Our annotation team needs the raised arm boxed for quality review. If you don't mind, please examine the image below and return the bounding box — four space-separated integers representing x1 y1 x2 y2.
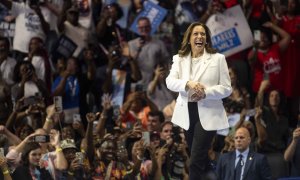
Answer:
84 112 96 163
262 22 291 53
284 127 300 161
50 129 68 170
254 107 268 147
121 41 142 82
52 70 70 96
31 5 50 34
148 65 163 95
0 125 21 146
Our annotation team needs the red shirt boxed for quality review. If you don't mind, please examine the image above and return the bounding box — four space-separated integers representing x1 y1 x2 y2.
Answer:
252 44 283 92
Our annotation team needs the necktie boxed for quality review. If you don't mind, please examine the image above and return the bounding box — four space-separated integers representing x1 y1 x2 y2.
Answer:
235 154 244 180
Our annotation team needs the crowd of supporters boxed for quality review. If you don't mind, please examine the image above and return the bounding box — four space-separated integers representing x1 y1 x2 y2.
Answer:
0 0 300 179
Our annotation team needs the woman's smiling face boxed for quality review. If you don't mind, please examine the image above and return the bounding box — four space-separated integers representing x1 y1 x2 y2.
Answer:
28 148 42 166
189 25 207 57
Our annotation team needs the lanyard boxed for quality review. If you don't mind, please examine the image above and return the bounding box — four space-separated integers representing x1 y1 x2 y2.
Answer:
67 76 78 97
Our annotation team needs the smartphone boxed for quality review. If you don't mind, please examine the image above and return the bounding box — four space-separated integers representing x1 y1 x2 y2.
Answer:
254 30 261 41
93 121 98 134
32 135 50 143
135 84 146 92
142 131 150 145
73 114 81 124
112 105 120 120
75 152 84 164
0 148 4 157
139 35 146 45
24 96 37 107
126 122 133 130
53 96 63 113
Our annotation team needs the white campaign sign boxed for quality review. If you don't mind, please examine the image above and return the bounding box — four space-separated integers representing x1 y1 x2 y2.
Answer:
206 5 253 57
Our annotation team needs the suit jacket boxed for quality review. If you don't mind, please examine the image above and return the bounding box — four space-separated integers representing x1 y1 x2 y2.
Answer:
216 151 272 180
166 50 232 130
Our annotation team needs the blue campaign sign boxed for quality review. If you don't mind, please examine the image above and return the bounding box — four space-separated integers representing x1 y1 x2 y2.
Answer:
211 28 241 53
130 1 167 35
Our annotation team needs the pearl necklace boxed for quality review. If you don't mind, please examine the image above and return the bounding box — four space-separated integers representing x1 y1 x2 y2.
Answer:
191 57 201 64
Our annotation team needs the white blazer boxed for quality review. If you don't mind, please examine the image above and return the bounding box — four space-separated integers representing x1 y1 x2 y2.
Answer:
166 50 232 131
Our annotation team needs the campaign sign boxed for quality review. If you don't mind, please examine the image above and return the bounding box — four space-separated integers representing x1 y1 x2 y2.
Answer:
0 21 15 37
211 28 241 53
130 1 167 35
206 5 253 57
52 35 77 59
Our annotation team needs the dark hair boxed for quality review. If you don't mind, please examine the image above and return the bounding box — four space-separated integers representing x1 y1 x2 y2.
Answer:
29 36 43 45
160 121 173 132
227 65 242 87
0 36 10 51
21 142 41 166
137 16 151 24
294 0 300 15
265 89 286 115
29 37 45 56
259 26 273 45
15 124 34 140
105 2 123 20
148 110 165 123
286 0 300 15
13 61 35 83
178 22 217 57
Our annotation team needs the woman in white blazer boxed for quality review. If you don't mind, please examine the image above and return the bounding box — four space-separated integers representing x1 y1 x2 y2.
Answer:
166 22 232 179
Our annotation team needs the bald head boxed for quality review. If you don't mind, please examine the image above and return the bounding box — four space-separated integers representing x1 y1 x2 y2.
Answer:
234 127 251 153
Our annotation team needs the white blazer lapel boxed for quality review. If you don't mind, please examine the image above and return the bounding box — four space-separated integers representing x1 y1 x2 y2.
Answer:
194 49 212 81
180 54 192 81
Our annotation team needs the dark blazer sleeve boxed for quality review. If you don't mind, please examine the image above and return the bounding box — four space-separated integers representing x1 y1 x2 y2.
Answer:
216 155 224 180
216 153 232 180
258 155 272 180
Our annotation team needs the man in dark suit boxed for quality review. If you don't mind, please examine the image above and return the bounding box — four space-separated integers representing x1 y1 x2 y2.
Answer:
216 127 272 180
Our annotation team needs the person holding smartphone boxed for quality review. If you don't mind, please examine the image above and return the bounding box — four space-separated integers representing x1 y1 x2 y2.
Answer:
11 142 53 180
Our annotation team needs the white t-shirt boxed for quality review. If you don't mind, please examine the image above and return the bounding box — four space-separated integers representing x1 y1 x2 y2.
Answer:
11 2 51 53
45 0 63 31
0 57 17 86
64 21 89 57
24 56 45 82
24 81 40 98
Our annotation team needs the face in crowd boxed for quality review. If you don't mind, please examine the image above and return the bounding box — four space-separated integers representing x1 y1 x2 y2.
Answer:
100 139 116 162
268 90 280 107
234 127 251 153
160 122 173 141
28 148 42 166
137 18 151 38
147 115 161 132
0 38 9 60
66 57 78 75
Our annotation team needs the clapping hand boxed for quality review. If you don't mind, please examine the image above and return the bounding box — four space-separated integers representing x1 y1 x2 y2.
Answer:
187 81 206 101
